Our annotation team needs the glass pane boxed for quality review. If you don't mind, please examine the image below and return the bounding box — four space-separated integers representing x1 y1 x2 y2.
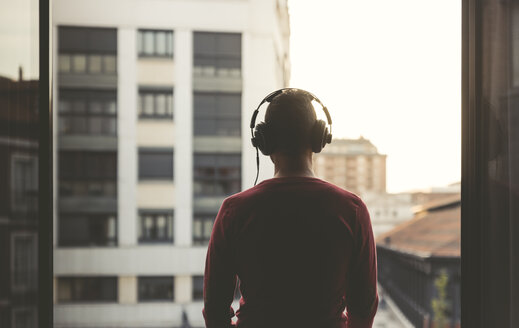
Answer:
203 219 214 238
90 101 103 114
193 220 202 238
72 54 87 73
59 99 71 113
166 32 173 56
138 277 174 301
155 93 166 115
59 117 71 134
108 216 116 239
157 215 166 238
137 30 143 54
106 100 116 114
166 93 173 116
89 117 103 134
143 93 154 115
144 31 154 55
73 99 86 113
168 215 173 239
89 55 102 73
59 54 71 72
138 149 173 179
156 32 166 55
103 55 116 73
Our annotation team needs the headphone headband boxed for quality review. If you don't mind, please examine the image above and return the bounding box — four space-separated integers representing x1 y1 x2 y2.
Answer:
249 88 333 133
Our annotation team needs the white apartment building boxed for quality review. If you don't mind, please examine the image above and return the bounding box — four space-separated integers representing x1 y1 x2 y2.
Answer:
52 1 290 327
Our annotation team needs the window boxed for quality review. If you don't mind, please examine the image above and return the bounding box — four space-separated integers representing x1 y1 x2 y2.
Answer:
192 275 240 301
194 154 241 197
194 32 241 74
57 277 117 303
58 27 117 74
138 277 174 301
193 92 241 136
12 307 37 328
192 275 204 301
138 88 173 119
58 151 117 197
58 89 117 135
11 233 38 291
59 214 117 246
193 214 216 245
138 148 174 180
10 154 38 212
137 30 173 57
138 210 174 243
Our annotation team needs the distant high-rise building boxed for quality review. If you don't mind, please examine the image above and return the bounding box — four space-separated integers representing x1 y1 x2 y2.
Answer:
313 137 387 195
52 1 290 327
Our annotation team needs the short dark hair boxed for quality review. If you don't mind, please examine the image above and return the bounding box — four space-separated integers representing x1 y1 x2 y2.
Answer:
264 89 317 155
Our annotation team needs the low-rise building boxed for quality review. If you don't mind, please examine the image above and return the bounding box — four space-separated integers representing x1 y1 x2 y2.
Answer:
376 195 461 328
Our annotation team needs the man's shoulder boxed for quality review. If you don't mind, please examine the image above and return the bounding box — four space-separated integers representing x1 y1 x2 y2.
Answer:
224 177 365 209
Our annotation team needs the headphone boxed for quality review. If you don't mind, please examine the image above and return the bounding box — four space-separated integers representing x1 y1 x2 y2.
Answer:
250 88 333 185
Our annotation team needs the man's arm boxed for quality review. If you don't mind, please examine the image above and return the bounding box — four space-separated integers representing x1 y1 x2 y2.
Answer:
203 198 237 328
346 201 379 328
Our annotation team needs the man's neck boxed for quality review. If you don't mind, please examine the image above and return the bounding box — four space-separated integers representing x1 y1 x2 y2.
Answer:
271 150 315 178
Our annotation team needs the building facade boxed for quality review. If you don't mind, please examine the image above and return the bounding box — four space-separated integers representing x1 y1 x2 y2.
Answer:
313 137 387 196
52 1 290 327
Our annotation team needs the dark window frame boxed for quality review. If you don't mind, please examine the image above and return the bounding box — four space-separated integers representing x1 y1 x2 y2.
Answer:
58 88 117 136
192 275 204 301
58 150 117 198
193 91 242 137
193 153 241 197
138 148 174 180
138 209 174 244
138 87 174 119
193 31 241 70
137 276 174 302
56 277 118 303
137 29 174 58
11 232 38 292
58 213 118 247
58 26 117 74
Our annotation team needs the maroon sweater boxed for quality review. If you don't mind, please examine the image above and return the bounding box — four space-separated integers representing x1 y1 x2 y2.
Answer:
203 176 378 328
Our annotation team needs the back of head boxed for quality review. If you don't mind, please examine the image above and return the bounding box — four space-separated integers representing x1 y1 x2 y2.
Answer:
264 89 317 155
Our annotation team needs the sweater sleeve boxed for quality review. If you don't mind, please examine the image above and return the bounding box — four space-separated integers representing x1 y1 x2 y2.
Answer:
203 198 237 328
345 200 379 328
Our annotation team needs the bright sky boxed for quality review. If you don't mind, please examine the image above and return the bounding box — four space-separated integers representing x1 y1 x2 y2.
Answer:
0 0 39 80
288 0 461 193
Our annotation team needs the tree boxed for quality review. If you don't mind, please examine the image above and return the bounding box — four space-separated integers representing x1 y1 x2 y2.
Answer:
431 269 450 328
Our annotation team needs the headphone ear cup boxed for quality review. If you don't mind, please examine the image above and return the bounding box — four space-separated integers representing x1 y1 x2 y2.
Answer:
311 120 327 153
253 122 275 155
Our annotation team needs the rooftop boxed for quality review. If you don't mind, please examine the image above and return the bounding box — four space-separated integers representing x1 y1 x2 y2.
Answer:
376 195 460 258
321 136 384 155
